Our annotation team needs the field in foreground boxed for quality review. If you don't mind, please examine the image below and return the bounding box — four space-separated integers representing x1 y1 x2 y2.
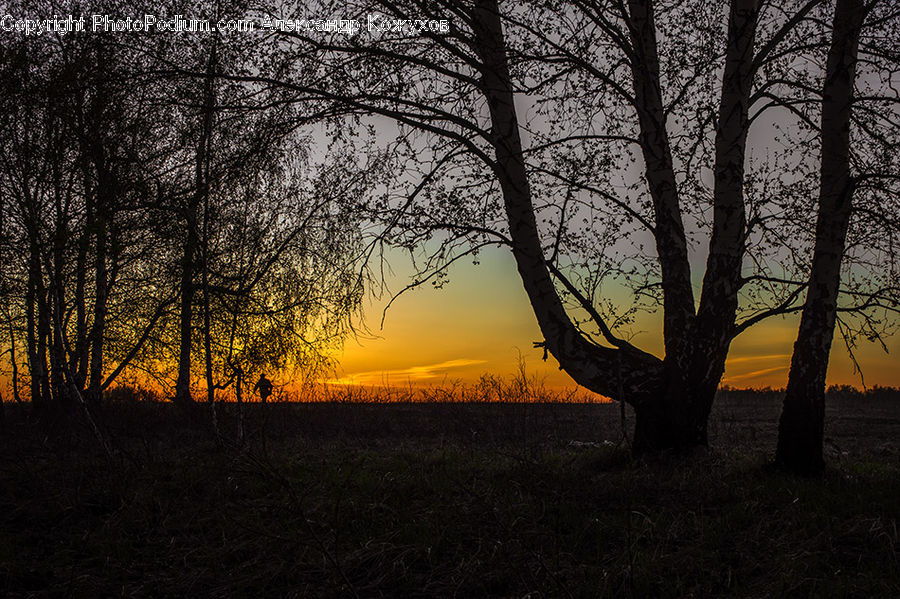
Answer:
1 393 898 598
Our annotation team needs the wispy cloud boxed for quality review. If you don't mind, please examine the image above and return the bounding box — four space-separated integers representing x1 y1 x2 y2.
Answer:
722 353 791 385
722 366 788 383
326 358 487 386
725 354 790 365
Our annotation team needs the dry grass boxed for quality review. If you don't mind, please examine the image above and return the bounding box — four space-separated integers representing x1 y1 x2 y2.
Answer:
0 391 898 597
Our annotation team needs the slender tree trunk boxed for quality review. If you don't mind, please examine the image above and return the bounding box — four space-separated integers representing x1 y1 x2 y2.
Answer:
0 213 19 408
200 49 218 436
25 252 44 410
175 45 218 409
49 276 74 407
235 367 244 443
776 0 864 475
226 307 244 442
7 311 22 404
74 173 92 389
200 46 217 410
174 216 198 405
50 185 71 406
696 0 759 353
202 239 215 409
22 192 48 410
73 257 88 389
48 293 68 405
87 207 108 403
625 0 696 361
36 264 52 406
26 234 52 409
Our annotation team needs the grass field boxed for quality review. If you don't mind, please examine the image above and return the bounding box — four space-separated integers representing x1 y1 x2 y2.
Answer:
1 391 898 597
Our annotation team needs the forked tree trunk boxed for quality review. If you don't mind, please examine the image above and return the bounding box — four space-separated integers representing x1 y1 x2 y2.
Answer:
776 0 864 475
471 0 758 454
629 0 759 453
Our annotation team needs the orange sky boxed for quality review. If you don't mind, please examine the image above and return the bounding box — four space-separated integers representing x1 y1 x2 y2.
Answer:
330 248 900 392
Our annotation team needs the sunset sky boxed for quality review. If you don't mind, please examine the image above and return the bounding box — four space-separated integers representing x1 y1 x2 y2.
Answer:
330 246 900 392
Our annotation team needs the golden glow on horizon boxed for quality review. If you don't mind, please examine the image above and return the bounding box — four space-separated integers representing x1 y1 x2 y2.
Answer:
331 249 900 391
8 250 892 399
326 358 488 386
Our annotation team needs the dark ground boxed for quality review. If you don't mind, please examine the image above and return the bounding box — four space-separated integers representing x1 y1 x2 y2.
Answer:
0 392 898 597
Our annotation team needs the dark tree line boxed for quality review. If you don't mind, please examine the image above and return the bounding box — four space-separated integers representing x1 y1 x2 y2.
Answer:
0 0 377 423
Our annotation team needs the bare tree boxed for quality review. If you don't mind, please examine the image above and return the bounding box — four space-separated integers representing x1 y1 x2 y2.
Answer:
156 34 378 410
237 0 796 452
234 0 899 453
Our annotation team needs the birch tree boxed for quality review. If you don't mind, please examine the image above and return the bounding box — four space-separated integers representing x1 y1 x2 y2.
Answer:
776 0 900 474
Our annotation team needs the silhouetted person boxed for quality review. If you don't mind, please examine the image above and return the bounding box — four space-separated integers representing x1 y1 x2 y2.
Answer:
254 374 273 404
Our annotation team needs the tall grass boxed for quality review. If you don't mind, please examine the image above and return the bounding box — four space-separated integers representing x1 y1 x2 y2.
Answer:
304 373 605 404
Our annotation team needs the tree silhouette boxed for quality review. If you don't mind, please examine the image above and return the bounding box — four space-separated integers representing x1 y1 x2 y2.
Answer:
777 0 899 475
0 0 376 415
0 0 896 457
241 0 899 454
